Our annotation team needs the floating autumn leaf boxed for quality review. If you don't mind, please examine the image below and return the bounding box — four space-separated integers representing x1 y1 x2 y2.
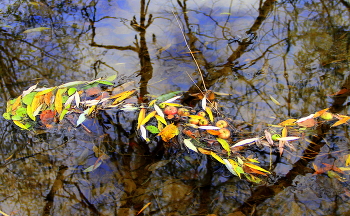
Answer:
296 114 316 127
278 119 297 126
183 139 198 153
156 91 182 102
140 111 157 127
243 165 268 176
111 89 137 105
11 96 22 114
198 147 212 155
154 103 164 118
264 130 274 145
13 120 31 130
157 123 179 142
217 138 231 156
223 159 238 176
43 91 53 106
55 88 67 114
228 159 245 178
146 125 160 134
313 108 330 118
231 138 259 148
137 108 146 129
205 107 214 122
201 95 207 110
207 129 221 135
22 83 37 97
85 87 101 97
40 110 56 126
155 115 167 125
158 102 182 108
331 116 350 127
244 162 271 174
210 152 225 164
163 95 182 103
140 125 148 141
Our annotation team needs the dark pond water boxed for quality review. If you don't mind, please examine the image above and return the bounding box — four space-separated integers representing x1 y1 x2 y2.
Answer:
1 0 350 215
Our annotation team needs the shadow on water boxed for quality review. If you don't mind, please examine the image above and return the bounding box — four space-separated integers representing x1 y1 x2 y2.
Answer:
1 0 350 215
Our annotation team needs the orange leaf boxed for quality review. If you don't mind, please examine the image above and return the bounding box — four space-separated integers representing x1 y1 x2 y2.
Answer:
44 91 53 106
11 96 22 114
331 116 350 127
243 166 267 176
328 88 349 96
40 110 56 126
198 148 212 155
137 202 151 215
157 123 179 142
297 118 316 127
207 129 221 135
111 89 136 105
313 108 330 118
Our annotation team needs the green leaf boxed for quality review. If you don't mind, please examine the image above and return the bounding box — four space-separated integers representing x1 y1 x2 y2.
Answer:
146 125 160 134
16 107 27 117
11 115 22 120
59 81 86 88
156 91 182 102
105 74 117 81
2 113 11 120
96 80 114 85
68 88 77 96
22 92 37 105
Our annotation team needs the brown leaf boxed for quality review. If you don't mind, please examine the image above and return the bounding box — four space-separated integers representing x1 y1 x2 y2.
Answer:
44 91 53 106
328 87 349 96
297 118 316 127
40 110 56 126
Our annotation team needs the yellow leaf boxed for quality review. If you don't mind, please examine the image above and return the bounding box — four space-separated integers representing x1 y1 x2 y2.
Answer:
155 115 167 126
140 111 157 126
210 152 225 164
278 119 297 126
13 120 30 130
148 99 157 107
188 115 205 120
137 108 146 129
26 104 35 121
205 107 214 122
111 89 136 105
313 108 330 118
346 154 350 166
159 102 182 107
88 105 97 115
282 127 287 137
36 87 56 96
244 162 271 174
331 117 350 127
157 123 179 142
31 95 42 112
216 138 231 156
198 148 212 155
55 88 67 114
228 159 244 178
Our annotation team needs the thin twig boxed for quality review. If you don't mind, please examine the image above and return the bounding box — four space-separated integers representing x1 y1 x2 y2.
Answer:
172 11 207 92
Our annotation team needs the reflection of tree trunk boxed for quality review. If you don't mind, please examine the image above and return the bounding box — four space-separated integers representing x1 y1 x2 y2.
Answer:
234 123 330 215
86 0 154 99
137 0 154 97
42 165 69 216
183 0 277 93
